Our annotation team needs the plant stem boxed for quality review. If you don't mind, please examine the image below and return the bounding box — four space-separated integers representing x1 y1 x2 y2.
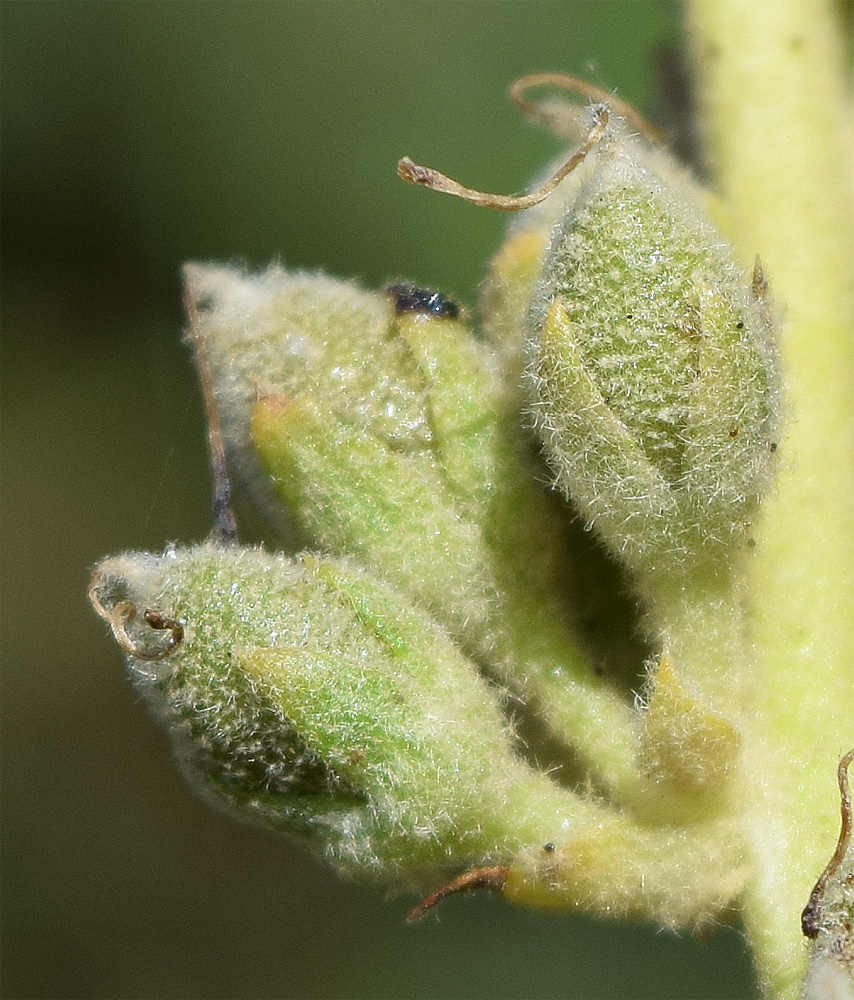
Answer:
685 1 854 996
644 563 748 711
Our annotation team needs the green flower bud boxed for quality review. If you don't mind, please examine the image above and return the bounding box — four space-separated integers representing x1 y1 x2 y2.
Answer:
525 114 781 575
184 264 498 652
89 542 581 882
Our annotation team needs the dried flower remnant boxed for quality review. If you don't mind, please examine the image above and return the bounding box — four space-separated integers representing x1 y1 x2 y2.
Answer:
801 749 854 1000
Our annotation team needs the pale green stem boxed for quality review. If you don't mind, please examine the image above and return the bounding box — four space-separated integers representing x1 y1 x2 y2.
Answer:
685 1 854 997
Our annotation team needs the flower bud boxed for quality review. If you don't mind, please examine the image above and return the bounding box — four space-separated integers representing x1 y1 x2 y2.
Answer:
89 542 578 881
184 264 499 654
524 115 781 575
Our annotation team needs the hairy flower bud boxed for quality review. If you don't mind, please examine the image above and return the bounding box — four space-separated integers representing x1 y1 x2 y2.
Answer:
524 113 781 575
89 542 578 881
183 264 499 653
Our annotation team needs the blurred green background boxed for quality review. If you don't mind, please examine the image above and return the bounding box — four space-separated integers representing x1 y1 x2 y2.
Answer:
1 3 758 997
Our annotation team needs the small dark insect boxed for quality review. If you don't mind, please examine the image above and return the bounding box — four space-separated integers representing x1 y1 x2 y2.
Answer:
386 282 460 319
543 842 555 853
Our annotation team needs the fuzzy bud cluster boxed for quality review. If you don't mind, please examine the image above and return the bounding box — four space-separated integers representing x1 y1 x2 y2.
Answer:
182 263 634 804
89 86 787 932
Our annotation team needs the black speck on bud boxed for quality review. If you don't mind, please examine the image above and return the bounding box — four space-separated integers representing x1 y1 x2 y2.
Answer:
386 282 460 319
